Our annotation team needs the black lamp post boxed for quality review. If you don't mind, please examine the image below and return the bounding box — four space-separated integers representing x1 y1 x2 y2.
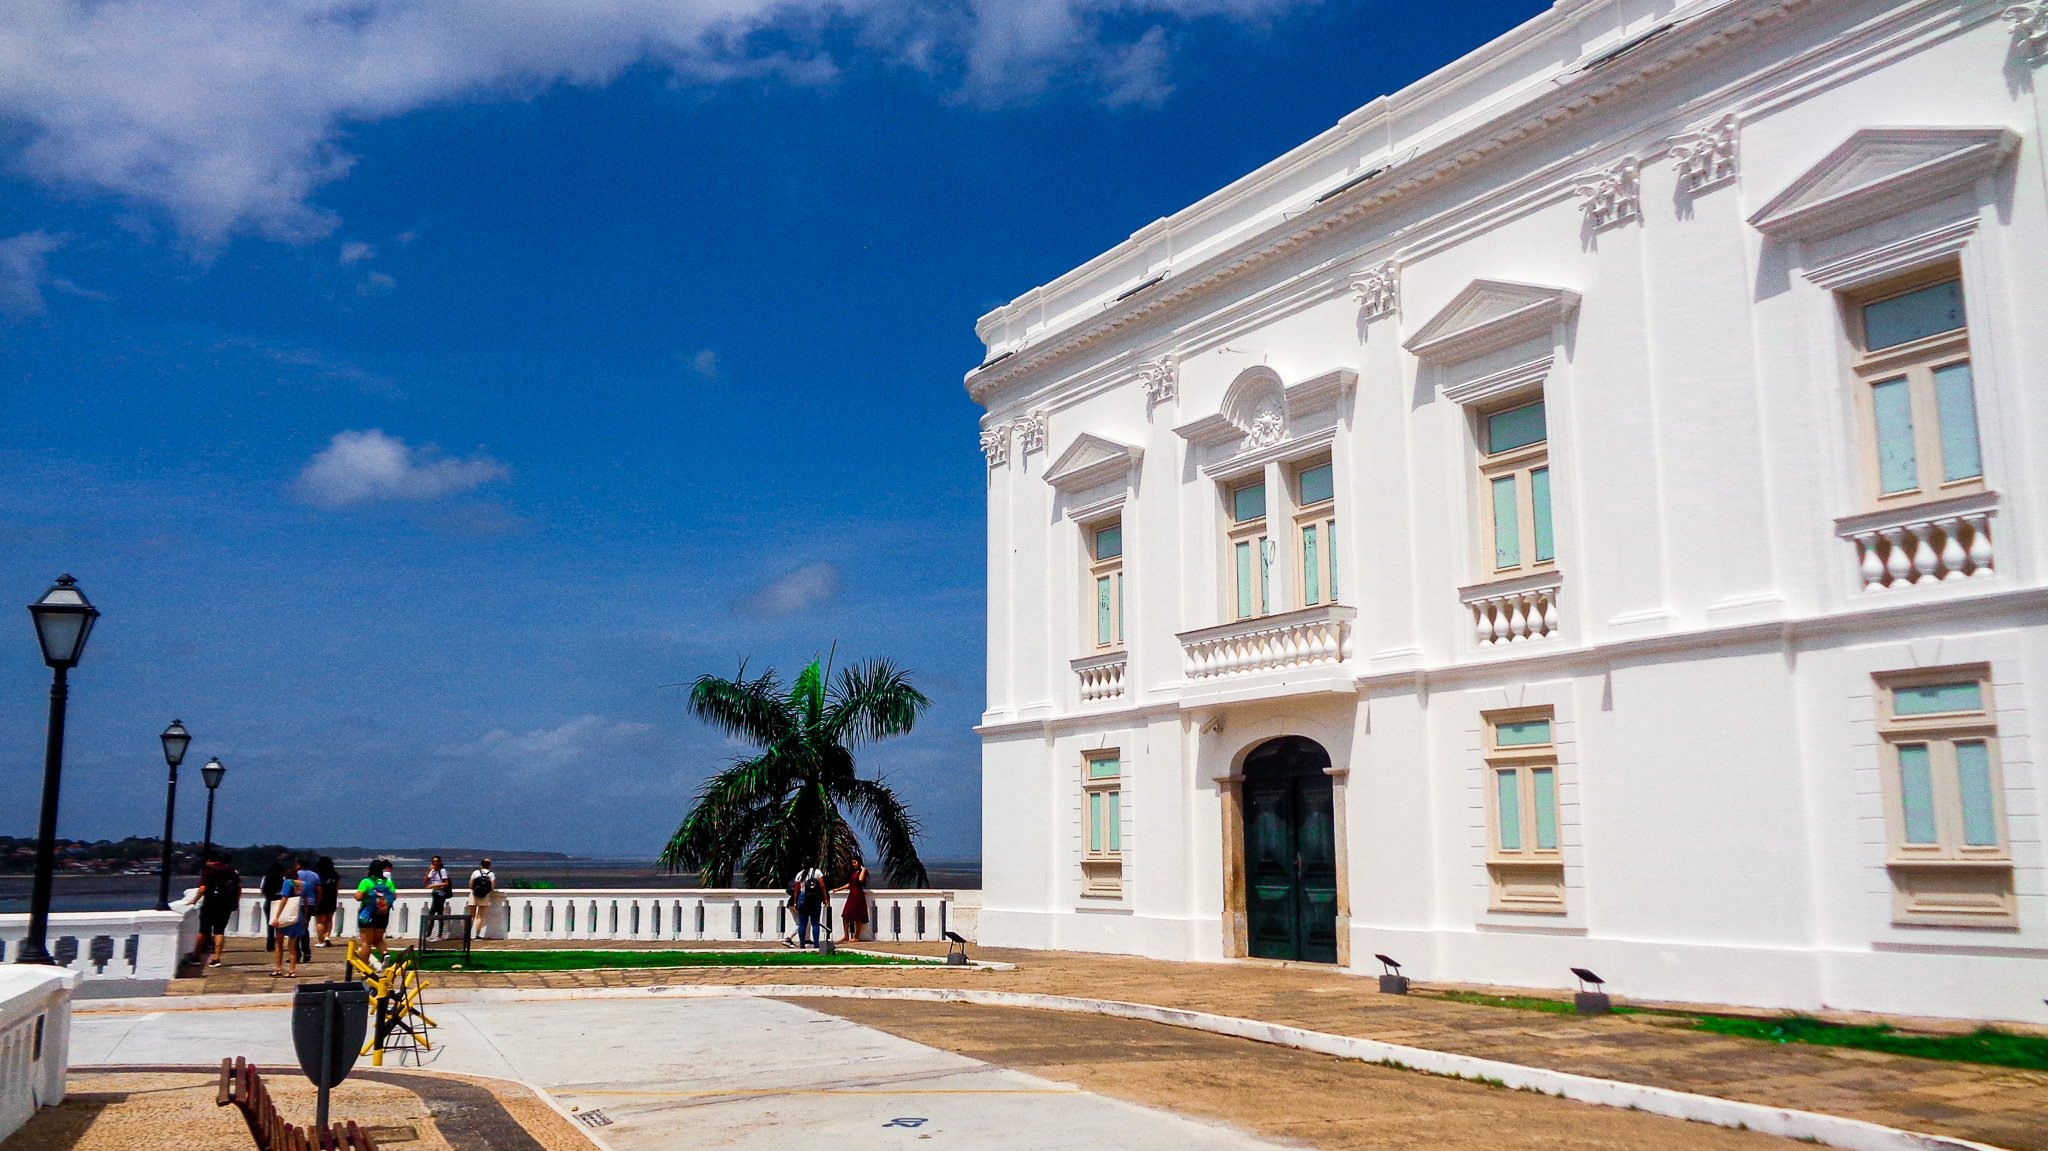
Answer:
198 757 226 874
19 575 99 965
156 719 190 911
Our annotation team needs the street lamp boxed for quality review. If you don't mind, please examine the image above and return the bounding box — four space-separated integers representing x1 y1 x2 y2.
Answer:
155 720 190 911
198 757 226 877
19 575 100 965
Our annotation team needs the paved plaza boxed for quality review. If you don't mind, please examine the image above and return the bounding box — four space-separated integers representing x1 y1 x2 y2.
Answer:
21 940 2036 1150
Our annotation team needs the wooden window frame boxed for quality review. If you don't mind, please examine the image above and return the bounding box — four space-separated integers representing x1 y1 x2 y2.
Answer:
1475 400 1555 582
1085 517 1125 654
1081 750 1124 897
1482 707 1565 914
1292 457 1339 608
1225 477 1272 621
1844 265 1984 511
1873 665 2013 926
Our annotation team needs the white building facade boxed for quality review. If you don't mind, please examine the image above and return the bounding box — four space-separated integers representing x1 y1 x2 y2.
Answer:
969 0 2048 1024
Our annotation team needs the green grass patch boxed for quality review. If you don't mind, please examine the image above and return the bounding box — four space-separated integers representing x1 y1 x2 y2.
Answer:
1429 990 1638 1016
1690 1015 2048 1071
416 948 929 973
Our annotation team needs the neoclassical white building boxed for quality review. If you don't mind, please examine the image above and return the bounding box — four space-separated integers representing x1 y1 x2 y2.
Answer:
968 0 2048 1023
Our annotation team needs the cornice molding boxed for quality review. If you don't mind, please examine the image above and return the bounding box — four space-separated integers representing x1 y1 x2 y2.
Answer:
963 0 1814 407
1405 280 1579 365
1441 355 1556 408
1749 126 2022 241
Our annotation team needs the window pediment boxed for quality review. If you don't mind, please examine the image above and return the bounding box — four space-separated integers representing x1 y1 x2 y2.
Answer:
1044 433 1143 492
1749 127 2020 242
1404 280 1579 364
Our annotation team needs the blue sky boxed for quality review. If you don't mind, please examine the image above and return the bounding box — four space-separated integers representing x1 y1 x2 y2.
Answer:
0 0 1547 861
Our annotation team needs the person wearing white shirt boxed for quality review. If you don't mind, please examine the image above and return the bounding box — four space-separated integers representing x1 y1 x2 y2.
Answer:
468 859 498 940
791 866 825 949
424 857 452 939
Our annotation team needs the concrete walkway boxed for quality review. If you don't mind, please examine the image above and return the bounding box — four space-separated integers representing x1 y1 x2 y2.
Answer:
172 941 2048 1151
70 996 1294 1150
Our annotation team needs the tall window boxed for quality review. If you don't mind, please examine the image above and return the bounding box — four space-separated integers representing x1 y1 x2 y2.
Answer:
1087 519 1124 651
1484 709 1564 912
1875 666 2011 925
1850 270 1983 506
1478 400 1555 577
1294 459 1339 607
1227 478 1272 620
1082 751 1123 896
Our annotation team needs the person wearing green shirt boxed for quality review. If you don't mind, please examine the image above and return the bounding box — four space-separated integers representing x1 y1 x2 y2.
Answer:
354 858 399 960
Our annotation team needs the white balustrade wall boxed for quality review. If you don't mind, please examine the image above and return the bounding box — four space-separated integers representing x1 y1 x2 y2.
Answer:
231 888 966 946
1179 606 1352 680
0 966 78 1144
1843 505 1997 591
0 897 201 984
1073 652 1128 702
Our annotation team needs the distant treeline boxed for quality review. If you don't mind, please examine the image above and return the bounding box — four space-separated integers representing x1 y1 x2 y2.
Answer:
0 835 572 875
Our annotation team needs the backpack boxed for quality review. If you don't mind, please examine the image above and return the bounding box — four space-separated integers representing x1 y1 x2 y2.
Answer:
470 871 494 898
357 879 393 925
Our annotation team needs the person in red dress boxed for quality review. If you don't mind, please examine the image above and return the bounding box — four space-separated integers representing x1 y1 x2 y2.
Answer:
835 862 871 944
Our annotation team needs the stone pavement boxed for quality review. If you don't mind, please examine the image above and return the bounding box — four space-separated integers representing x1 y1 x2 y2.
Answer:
68 996 1303 1149
175 939 2048 1150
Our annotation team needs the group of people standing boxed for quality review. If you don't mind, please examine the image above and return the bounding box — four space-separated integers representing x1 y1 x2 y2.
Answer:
784 861 870 949
189 852 501 975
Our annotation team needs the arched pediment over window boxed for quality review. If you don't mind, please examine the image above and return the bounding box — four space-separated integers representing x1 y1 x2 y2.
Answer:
1174 366 1356 464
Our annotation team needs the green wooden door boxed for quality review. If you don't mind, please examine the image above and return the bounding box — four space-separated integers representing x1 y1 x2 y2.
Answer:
1242 738 1338 964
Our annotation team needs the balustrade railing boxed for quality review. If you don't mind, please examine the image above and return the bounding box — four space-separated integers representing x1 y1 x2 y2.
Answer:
1837 495 1998 592
1072 651 1128 702
0 967 75 1144
1177 605 1354 681
1461 571 1562 646
230 887 961 945
0 900 200 983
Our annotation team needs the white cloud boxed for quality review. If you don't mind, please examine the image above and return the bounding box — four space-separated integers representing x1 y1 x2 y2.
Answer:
0 1 1298 249
0 232 63 319
339 240 375 264
292 428 509 509
688 348 719 379
357 270 397 295
738 561 841 616
438 714 661 779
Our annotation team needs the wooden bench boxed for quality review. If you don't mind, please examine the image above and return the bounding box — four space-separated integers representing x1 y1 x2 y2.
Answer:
216 1057 380 1151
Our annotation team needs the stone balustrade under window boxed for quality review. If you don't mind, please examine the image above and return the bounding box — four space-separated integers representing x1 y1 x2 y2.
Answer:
1072 651 1129 702
1836 493 1998 592
1461 571 1563 646
1178 605 1354 680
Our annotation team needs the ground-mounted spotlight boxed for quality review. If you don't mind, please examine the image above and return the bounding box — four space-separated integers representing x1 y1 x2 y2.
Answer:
1570 966 1611 1015
1374 953 1409 995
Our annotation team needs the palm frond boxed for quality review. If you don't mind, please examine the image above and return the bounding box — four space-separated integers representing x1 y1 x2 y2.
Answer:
688 669 794 749
841 775 929 887
824 659 930 747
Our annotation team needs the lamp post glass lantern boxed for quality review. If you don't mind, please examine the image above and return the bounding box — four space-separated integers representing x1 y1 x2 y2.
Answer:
199 757 226 880
156 720 190 911
20 575 100 965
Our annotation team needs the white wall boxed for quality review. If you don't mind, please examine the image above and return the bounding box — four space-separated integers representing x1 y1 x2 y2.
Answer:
973 0 2048 1023
0 966 77 1144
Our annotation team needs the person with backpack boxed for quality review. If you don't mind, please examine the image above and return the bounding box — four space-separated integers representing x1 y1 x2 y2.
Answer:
354 858 399 960
468 858 498 940
791 865 825 950
312 856 341 947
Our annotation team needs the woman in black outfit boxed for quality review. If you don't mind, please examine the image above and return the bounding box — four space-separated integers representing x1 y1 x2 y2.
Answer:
195 852 242 967
313 856 341 947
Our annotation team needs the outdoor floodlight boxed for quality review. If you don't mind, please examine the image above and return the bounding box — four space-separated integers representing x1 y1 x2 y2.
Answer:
1375 953 1410 995
1570 967 1611 1016
28 574 98 669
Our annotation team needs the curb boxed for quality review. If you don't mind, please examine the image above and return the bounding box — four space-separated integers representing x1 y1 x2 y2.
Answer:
462 983 2006 1151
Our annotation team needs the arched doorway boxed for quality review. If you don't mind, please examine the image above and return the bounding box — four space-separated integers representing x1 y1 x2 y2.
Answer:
1240 737 1338 963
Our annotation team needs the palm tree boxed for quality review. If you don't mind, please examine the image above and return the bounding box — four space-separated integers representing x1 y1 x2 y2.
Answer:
659 656 932 888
